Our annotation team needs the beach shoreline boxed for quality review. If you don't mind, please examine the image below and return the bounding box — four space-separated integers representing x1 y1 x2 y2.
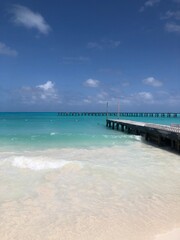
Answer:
0 114 180 239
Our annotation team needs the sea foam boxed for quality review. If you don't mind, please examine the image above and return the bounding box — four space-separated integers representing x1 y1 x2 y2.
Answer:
12 156 72 171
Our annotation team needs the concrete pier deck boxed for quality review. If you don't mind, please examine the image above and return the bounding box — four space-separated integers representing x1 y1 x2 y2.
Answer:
106 119 180 153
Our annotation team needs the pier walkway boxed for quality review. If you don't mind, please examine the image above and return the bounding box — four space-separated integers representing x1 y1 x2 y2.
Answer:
106 119 180 153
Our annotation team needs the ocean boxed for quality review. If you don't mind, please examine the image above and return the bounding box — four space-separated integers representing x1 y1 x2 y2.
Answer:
0 112 180 240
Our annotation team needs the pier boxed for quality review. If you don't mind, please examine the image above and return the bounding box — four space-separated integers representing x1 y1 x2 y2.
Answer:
58 112 179 117
106 119 180 153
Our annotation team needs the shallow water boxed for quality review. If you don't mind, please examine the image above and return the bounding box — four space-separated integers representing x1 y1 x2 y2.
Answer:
0 113 180 240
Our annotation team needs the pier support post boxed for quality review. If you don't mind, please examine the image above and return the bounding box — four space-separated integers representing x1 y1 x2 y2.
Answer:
106 120 108 127
121 125 124 132
145 133 149 141
158 136 162 146
177 141 180 153
135 130 139 135
171 140 175 149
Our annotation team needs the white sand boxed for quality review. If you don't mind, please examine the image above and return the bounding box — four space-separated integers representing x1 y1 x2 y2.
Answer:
155 228 180 240
0 146 180 240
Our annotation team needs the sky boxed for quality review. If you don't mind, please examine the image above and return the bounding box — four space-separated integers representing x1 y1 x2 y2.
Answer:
0 0 180 112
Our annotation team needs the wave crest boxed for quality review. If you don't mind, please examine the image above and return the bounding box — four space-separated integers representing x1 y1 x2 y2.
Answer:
12 156 72 171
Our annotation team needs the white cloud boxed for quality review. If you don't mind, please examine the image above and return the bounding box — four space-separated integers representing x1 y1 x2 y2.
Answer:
19 81 60 104
87 40 121 49
84 79 100 88
83 98 92 104
97 91 108 100
143 77 163 87
154 90 180 107
168 94 180 105
37 81 54 91
36 81 58 101
87 42 102 49
140 0 160 12
81 91 109 105
162 10 180 20
145 0 160 7
122 81 130 87
138 91 153 101
62 56 90 64
96 91 109 104
165 22 180 33
117 92 154 106
76 86 180 111
172 11 180 19
87 91 154 107
0 42 18 56
10 5 51 34
105 40 121 48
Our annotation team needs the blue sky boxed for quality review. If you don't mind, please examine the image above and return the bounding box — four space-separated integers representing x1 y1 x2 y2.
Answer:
0 0 180 112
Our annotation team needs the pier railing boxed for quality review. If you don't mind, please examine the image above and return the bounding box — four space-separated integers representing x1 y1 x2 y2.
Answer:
58 112 179 118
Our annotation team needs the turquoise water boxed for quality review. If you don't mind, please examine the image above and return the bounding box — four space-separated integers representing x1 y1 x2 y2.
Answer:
0 112 180 150
0 112 180 240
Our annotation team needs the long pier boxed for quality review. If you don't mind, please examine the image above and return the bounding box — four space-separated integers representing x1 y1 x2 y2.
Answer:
106 119 180 153
58 112 179 117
